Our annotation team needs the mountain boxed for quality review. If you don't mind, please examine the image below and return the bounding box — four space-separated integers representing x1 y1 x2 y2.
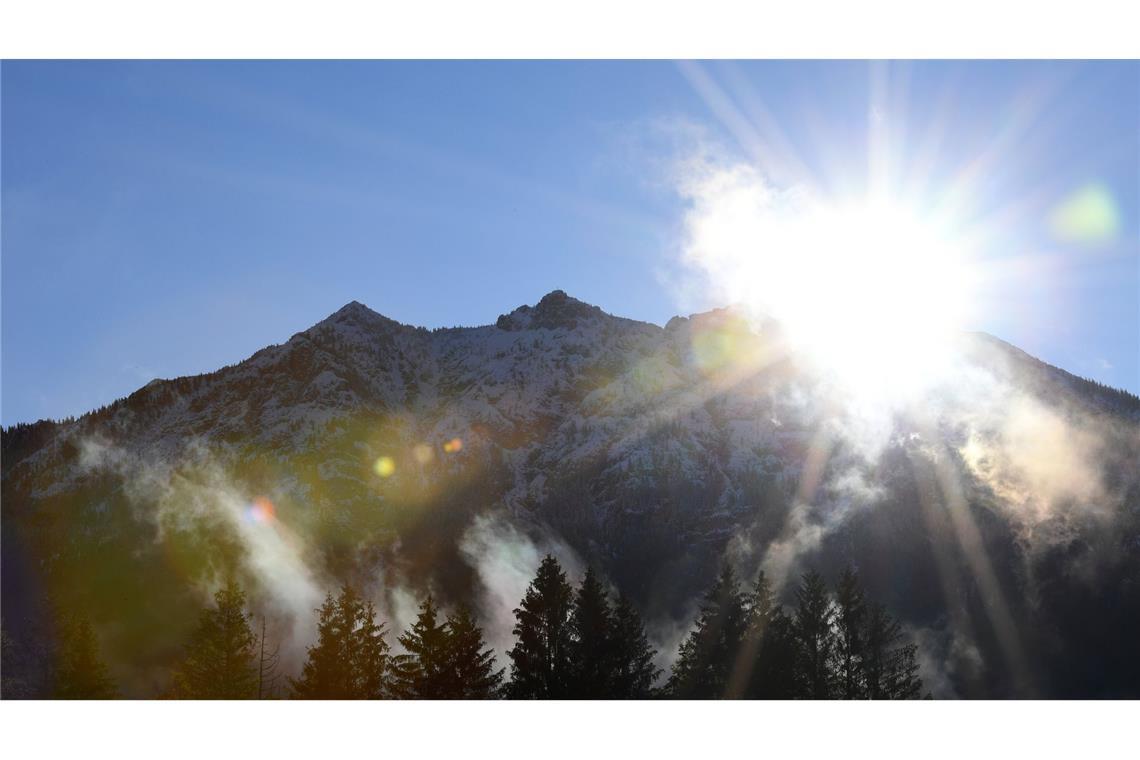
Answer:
3 290 1140 698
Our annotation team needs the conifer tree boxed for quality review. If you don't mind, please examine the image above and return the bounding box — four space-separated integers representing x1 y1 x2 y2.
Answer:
443 606 504 699
568 566 615 698
290 593 346 698
832 566 866 699
666 564 747 698
731 571 778 698
792 570 835 699
506 554 575 698
354 597 391 698
609 592 661 698
54 614 117 699
256 616 281 699
291 584 390 699
393 595 451 698
886 639 925 699
749 609 799 699
863 602 924 699
172 582 256 699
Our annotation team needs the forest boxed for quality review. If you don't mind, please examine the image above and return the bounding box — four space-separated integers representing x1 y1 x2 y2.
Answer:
1 557 925 699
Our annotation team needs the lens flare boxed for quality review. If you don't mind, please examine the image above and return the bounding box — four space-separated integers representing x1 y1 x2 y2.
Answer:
373 456 396 477
1049 183 1120 246
412 443 434 465
443 438 463 454
246 496 276 524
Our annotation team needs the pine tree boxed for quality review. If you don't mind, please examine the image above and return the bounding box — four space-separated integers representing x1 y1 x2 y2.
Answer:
863 602 924 699
354 598 391 698
568 566 615 698
171 582 256 699
291 584 391 699
832 566 866 699
886 639 925 699
53 614 117 699
256 616 281 699
506 554 575 698
731 571 778 698
792 570 835 699
393 595 451 698
750 609 799 699
666 564 747 698
290 592 347 698
443 606 503 699
609 592 661 698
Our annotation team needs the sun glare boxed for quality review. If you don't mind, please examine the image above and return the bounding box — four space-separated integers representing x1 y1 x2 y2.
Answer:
684 169 977 403
779 197 974 395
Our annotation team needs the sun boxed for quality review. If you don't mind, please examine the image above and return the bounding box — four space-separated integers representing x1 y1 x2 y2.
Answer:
682 167 978 403
780 196 976 398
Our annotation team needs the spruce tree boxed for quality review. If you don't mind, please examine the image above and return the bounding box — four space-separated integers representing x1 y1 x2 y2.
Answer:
172 582 256 699
354 598 391 698
609 592 661 698
750 609 799 699
832 566 866 699
256 616 281 699
443 606 504 699
291 584 391 699
666 564 747 698
733 571 778 698
393 595 451 698
792 570 835 699
863 602 924 699
506 554 575 698
568 566 615 698
54 614 117 699
290 592 346 698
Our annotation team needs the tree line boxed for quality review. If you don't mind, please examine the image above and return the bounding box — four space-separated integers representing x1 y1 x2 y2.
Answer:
15 557 924 699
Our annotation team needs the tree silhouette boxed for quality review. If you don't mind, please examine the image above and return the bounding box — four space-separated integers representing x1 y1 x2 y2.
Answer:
53 613 117 699
608 591 661 698
443 606 503 698
291 584 390 699
172 582 256 699
353 596 389 698
393 595 451 698
749 609 799 698
568 566 615 698
256 616 281 699
667 564 747 698
832 566 866 699
863 602 924 699
792 570 835 699
506 554 575 698
730 571 781 698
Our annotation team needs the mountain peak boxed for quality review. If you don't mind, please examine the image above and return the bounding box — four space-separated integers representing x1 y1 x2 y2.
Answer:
495 290 606 332
330 300 378 319
317 299 407 331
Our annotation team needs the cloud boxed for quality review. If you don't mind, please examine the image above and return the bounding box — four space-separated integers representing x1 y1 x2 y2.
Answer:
77 436 325 665
457 513 583 659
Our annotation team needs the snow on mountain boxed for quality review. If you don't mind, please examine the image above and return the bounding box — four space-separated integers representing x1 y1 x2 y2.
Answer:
4 290 1140 697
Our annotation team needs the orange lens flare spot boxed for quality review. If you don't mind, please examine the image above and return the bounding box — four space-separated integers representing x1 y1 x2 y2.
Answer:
443 438 463 454
413 444 434 465
374 456 396 477
248 496 276 524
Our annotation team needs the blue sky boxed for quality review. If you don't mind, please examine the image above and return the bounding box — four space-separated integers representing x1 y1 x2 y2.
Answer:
2 60 1137 425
